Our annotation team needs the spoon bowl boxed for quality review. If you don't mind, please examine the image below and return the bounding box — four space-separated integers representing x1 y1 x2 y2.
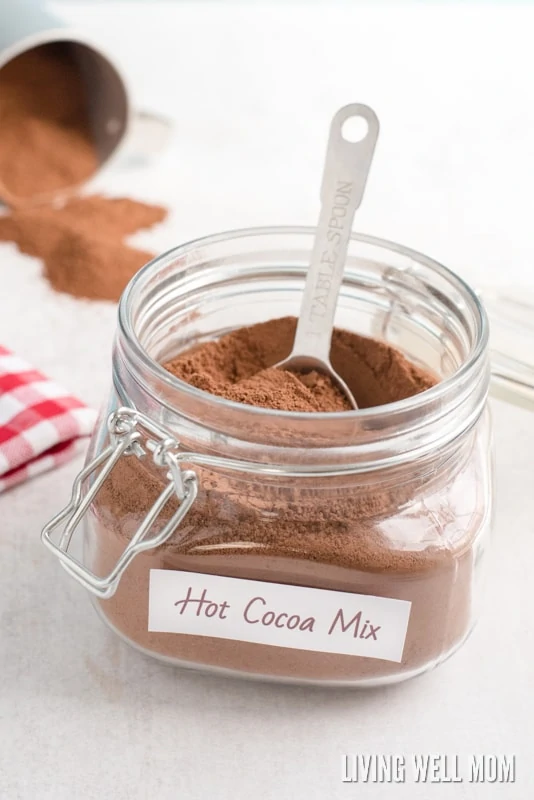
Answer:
276 354 358 409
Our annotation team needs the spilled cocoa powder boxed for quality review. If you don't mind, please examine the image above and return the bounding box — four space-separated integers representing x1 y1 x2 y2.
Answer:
0 195 166 301
88 319 486 684
0 46 167 301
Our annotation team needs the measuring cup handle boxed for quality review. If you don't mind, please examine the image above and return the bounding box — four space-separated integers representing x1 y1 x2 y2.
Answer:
122 110 173 164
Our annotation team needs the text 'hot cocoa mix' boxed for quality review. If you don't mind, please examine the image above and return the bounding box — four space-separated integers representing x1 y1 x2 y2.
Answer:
148 569 411 663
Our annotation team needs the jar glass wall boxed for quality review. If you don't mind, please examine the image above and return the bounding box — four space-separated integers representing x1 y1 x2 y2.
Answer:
80 228 492 687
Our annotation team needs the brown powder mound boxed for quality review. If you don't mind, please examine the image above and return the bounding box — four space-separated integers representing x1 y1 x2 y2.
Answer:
47 232 153 301
54 196 167 238
0 195 166 301
188 367 350 412
164 317 437 411
0 45 99 199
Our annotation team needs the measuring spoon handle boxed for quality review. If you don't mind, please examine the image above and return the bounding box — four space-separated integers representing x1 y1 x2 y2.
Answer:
291 104 379 362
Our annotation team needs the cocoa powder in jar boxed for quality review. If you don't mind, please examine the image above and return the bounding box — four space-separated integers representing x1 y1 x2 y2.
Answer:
89 318 485 683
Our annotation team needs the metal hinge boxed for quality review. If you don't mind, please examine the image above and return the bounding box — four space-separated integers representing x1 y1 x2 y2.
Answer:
41 407 198 599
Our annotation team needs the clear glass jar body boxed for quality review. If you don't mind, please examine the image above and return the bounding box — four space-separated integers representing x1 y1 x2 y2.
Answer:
83 228 492 687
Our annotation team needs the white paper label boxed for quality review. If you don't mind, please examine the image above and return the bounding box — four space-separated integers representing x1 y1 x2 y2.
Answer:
148 570 411 663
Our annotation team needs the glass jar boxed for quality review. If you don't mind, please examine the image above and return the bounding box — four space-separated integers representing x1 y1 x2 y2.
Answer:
42 227 494 687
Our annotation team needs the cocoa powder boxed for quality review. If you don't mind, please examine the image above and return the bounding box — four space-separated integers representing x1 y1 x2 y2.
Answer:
164 317 436 411
0 196 167 301
89 320 484 683
0 47 167 301
0 45 98 201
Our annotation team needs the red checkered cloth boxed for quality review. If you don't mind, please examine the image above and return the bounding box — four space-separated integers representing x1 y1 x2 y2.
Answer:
0 346 97 492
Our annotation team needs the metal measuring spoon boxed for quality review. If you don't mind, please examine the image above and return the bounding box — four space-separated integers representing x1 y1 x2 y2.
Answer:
275 104 379 409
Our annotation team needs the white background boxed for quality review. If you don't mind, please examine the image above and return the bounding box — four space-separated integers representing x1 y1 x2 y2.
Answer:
1 2 533 798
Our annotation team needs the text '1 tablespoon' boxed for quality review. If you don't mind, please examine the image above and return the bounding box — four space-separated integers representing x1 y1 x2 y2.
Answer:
275 103 379 409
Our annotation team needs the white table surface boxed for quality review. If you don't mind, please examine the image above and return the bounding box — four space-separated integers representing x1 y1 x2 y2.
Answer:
1 2 534 798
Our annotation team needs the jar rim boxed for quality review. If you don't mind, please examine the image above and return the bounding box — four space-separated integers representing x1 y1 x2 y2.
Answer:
118 226 488 425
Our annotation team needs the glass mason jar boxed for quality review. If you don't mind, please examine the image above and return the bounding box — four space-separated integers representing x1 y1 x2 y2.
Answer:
42 228 494 687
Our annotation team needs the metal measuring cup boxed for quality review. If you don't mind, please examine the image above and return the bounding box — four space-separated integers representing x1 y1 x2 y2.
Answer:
0 0 170 206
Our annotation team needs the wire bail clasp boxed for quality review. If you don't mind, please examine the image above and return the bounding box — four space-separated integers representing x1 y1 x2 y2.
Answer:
41 407 198 599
